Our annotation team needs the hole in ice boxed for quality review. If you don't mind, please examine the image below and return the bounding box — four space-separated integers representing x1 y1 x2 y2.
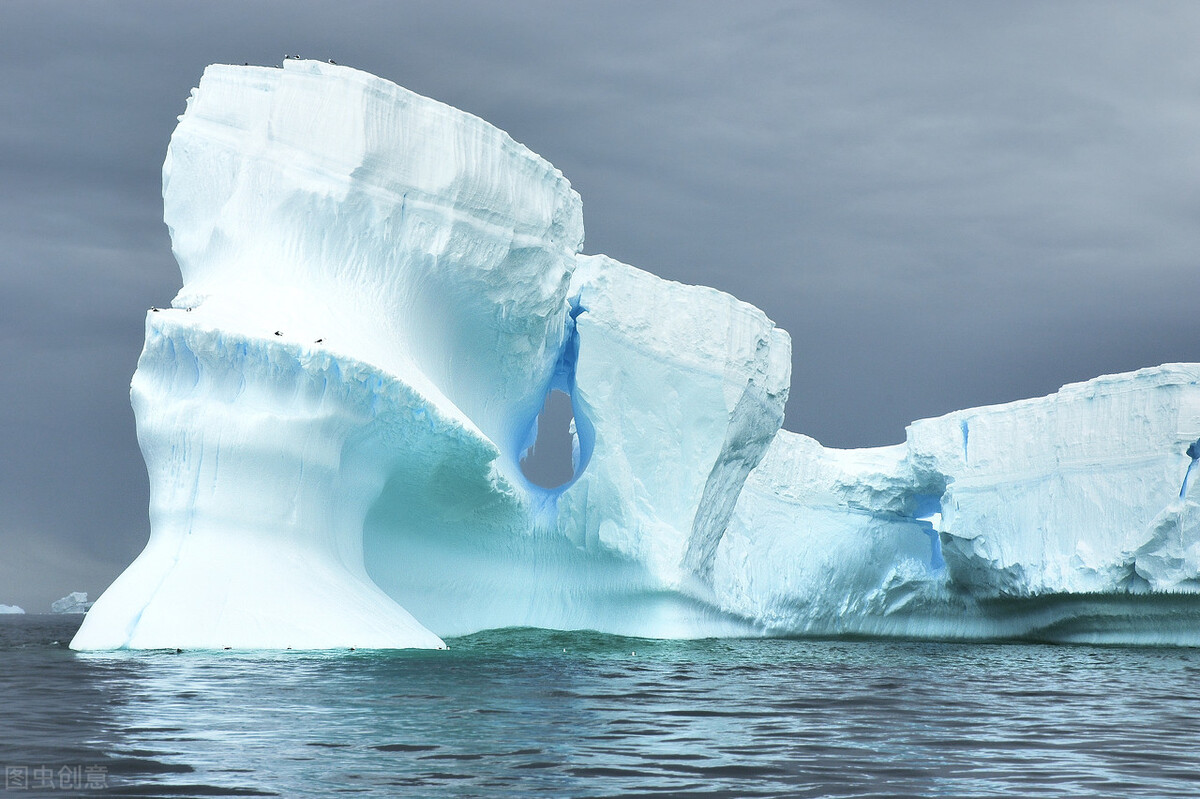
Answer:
912 492 946 571
520 389 577 490
1181 438 1200 500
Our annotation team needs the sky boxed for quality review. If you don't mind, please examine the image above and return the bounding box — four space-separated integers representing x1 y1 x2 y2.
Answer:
2 1 1199 609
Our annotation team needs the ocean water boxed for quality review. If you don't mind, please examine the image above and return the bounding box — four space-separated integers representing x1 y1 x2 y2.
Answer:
2 615 1199 797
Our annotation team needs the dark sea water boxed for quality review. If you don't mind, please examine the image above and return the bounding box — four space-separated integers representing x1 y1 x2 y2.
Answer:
3 615 1200 797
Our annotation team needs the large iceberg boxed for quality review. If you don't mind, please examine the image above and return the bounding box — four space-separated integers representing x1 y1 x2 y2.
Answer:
73 61 1200 650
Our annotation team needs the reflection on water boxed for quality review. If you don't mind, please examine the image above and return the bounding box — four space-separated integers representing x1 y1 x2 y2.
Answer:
3 616 1200 797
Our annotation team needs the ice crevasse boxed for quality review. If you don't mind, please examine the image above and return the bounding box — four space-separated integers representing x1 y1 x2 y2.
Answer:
72 60 1200 650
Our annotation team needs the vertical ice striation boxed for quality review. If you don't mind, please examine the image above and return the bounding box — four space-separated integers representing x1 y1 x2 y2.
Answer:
557 255 791 598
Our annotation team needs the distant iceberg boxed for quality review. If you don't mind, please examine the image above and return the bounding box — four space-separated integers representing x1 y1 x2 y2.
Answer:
52 592 91 614
0 604 24 615
71 61 1200 650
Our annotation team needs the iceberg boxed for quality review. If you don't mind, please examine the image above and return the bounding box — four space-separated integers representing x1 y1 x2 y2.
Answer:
0 604 24 614
715 364 1200 643
52 592 91 614
74 58 579 651
72 60 1200 650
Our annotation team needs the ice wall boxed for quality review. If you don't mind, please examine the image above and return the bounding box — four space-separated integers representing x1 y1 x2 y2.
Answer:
713 364 1200 643
558 255 791 592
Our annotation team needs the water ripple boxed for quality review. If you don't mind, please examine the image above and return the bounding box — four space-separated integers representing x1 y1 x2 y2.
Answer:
4 618 1200 796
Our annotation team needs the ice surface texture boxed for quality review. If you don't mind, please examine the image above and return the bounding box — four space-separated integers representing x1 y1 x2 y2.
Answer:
73 61 1200 649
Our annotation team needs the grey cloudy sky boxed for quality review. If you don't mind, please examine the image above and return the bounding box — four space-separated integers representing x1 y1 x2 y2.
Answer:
2 1 1199 609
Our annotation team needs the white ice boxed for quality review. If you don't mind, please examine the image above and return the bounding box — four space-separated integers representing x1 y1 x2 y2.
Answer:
72 61 1200 650
0 604 24 614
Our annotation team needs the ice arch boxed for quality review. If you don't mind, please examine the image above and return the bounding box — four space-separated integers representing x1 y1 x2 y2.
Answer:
74 60 783 650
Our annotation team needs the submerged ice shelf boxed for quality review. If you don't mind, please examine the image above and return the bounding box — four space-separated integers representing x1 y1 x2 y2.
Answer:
73 60 1200 650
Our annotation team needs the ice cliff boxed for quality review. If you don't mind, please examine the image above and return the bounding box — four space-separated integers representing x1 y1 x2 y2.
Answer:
72 61 1200 650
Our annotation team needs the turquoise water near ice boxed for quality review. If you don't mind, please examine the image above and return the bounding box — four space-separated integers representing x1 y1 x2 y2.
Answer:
2 614 1200 797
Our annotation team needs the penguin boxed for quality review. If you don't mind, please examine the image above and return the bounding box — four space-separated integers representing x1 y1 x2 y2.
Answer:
274 331 283 337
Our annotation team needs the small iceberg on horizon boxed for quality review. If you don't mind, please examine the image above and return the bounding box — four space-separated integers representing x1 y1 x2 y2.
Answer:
52 592 91 614
0 604 25 614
